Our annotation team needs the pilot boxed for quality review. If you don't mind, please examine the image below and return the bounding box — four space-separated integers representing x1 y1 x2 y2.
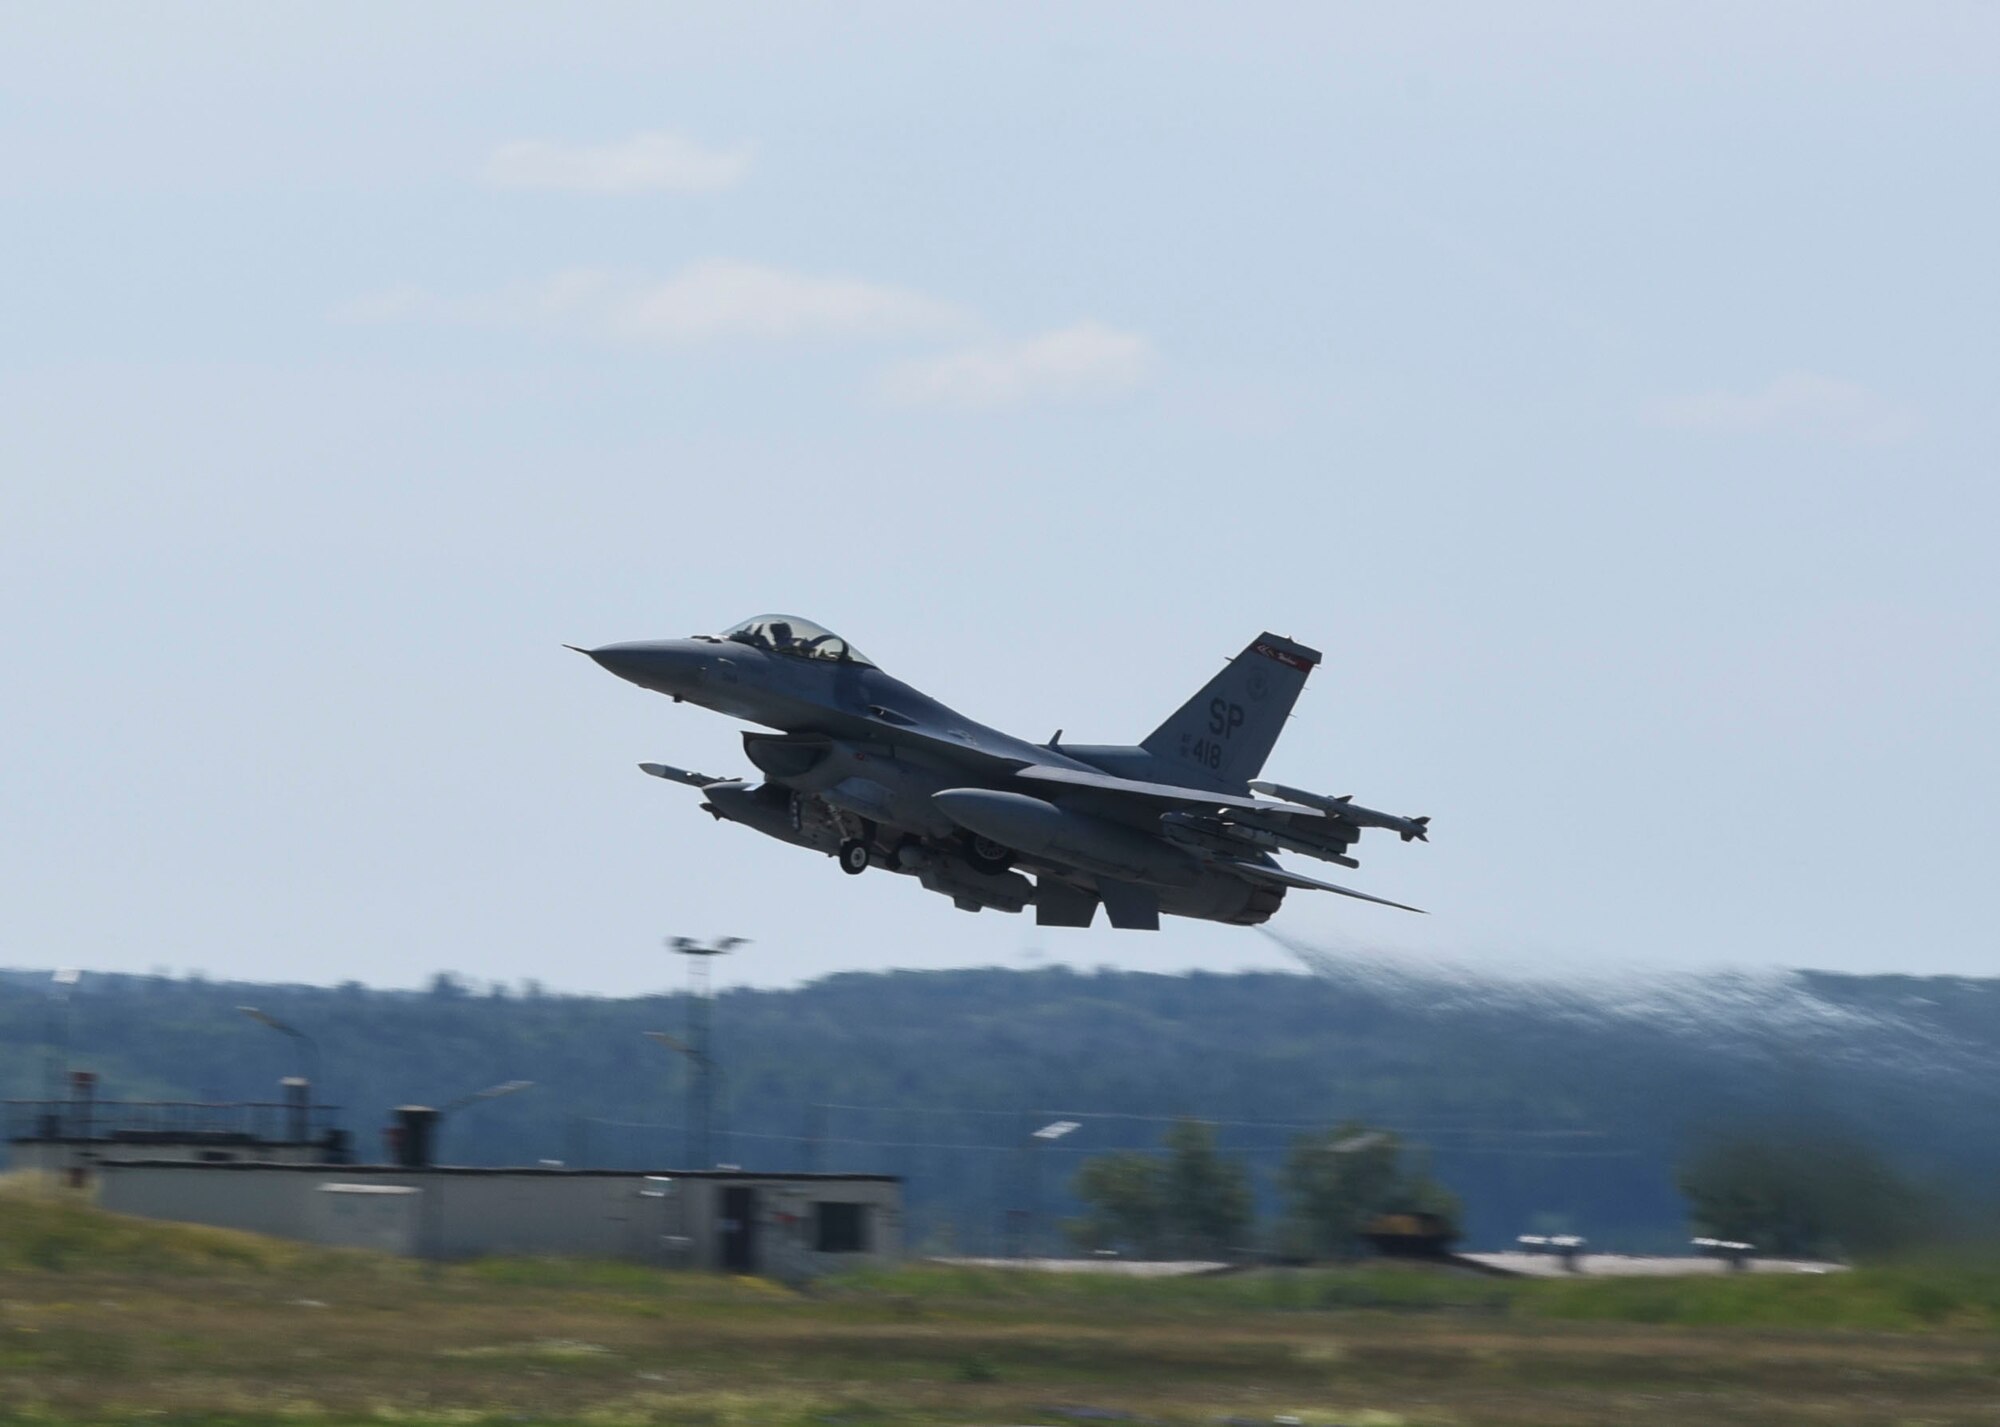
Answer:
767 620 795 652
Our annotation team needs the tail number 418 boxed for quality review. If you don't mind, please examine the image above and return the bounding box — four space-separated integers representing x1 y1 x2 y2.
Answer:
1181 700 1245 769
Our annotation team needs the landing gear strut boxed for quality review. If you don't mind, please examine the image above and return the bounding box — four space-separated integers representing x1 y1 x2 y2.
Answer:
838 839 870 875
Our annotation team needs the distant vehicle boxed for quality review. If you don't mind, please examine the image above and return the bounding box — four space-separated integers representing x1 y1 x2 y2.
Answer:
1363 1211 1461 1258
573 615 1429 930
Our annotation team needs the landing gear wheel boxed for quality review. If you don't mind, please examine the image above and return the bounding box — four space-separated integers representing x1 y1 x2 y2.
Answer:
838 839 870 875
963 834 1014 876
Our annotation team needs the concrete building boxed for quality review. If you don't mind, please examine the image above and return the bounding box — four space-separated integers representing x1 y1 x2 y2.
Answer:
4 1073 347 1186
96 1160 902 1278
14 1078 903 1278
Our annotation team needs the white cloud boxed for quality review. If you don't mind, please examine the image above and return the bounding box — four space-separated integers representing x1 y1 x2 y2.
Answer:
330 271 616 327
611 260 966 342
330 284 445 325
482 131 753 194
336 270 1154 411
335 261 968 344
880 323 1155 410
1646 371 1917 445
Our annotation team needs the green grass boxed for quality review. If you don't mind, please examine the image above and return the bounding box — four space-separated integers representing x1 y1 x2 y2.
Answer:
0 1173 359 1276
831 1257 2000 1334
10 1181 2000 1425
1524 1259 2000 1332
12 1172 2000 1335
826 1259 1519 1314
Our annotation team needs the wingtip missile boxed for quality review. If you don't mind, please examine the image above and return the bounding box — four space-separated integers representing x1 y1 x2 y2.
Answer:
1249 780 1432 842
638 762 732 788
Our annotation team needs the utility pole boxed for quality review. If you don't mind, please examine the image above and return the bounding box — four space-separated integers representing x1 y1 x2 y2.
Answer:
665 936 746 1167
44 969 80 1106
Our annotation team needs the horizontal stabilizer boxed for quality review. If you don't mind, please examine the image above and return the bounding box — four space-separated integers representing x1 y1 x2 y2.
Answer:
638 762 732 788
1219 859 1426 914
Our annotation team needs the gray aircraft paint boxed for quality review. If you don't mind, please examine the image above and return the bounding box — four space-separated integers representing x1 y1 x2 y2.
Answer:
578 615 1425 930
1136 633 1321 794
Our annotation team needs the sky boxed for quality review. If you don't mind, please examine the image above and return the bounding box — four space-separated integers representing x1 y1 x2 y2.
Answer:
3 3 1996 995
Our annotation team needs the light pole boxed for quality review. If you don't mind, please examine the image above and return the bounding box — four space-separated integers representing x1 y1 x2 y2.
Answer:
443 1079 535 1115
645 1030 725 1168
667 936 746 1167
237 1005 323 1093
44 969 80 1106
435 1079 535 1162
1023 1119 1081 1259
408 1079 532 1271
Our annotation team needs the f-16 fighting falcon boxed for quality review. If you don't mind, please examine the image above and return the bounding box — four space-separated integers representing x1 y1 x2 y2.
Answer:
572 616 1430 930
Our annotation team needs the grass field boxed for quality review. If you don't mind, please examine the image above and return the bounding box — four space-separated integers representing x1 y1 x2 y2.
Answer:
4 1181 2000 1426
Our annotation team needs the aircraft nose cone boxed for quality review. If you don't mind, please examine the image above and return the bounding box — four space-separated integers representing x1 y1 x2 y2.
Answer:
576 640 708 696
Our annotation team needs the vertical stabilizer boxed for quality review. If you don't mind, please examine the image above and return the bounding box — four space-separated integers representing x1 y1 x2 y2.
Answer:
1139 633 1321 792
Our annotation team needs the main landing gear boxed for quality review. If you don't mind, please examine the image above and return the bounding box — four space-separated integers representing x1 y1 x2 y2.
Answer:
962 834 1015 876
832 813 877 876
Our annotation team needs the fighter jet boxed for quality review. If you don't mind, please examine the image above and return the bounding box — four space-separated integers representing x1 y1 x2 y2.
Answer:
573 615 1429 930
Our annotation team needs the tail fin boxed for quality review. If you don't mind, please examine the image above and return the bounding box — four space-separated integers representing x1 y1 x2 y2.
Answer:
1140 633 1320 792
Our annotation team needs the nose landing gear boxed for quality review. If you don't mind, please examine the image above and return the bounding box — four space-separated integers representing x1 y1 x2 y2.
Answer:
837 839 871 875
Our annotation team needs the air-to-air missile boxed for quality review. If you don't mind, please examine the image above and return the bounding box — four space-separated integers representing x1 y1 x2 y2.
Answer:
1157 810 1363 869
644 763 813 845
1247 781 1432 842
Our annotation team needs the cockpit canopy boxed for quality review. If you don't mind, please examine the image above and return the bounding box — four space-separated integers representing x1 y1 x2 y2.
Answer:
718 614 874 667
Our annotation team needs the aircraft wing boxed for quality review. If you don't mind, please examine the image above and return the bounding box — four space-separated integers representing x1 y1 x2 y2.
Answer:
1015 763 1319 815
1216 858 1427 914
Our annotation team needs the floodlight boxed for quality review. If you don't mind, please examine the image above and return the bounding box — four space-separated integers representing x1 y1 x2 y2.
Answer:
442 1079 534 1115
1331 1131 1388 1154
667 936 748 957
237 1005 322 1092
474 1079 533 1102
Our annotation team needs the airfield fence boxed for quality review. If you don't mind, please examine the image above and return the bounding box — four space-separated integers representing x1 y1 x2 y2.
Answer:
3 1097 342 1145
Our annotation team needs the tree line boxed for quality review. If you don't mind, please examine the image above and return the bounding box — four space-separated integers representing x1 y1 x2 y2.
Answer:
1067 1116 1928 1262
1 963 1989 1256
1069 1117 1460 1260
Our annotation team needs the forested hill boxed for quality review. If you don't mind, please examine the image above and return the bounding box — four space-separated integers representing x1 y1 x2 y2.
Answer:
6 960 1999 1252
